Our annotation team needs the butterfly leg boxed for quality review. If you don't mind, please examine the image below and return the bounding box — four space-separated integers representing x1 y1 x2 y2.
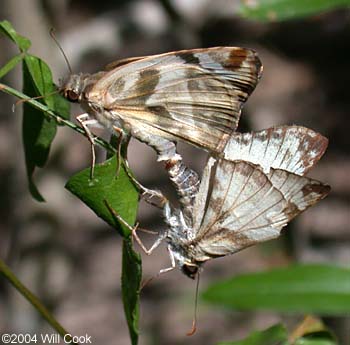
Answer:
123 159 168 208
140 246 175 289
104 198 141 232
143 246 175 283
132 226 167 255
111 126 168 208
105 197 167 254
76 113 102 179
159 245 176 274
112 126 124 177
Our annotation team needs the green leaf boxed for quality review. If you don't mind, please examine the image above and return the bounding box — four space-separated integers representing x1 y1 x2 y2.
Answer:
22 54 70 201
22 57 55 201
23 55 60 109
65 155 139 237
218 324 288 345
0 20 31 51
0 22 59 200
122 238 142 345
237 0 350 22
66 156 141 344
0 54 24 79
52 92 70 121
202 264 350 314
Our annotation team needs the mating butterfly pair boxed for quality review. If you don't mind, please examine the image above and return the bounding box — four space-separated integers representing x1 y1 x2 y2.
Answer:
60 47 330 279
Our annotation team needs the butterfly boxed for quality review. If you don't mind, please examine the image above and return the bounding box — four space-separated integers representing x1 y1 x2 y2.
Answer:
59 47 262 200
129 126 330 278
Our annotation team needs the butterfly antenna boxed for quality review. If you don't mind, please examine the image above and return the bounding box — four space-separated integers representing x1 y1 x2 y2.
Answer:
50 28 73 74
186 271 200 336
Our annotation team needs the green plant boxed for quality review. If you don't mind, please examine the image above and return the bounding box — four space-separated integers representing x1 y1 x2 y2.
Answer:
0 20 141 345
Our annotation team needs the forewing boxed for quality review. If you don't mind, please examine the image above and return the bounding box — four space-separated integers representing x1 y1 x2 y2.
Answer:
224 126 328 175
192 159 329 260
90 47 262 152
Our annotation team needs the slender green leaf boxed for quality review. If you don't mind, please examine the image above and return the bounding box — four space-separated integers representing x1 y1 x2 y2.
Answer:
22 52 70 201
122 238 142 345
202 264 350 314
22 55 66 201
218 324 288 345
23 55 69 113
1 21 71 201
65 155 139 236
0 20 31 51
0 54 24 79
22 58 54 201
237 0 350 22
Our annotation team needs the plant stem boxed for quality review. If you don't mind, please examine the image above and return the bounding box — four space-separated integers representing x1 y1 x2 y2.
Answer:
0 258 79 344
0 82 116 154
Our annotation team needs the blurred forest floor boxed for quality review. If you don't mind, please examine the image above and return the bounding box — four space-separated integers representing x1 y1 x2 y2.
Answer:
0 1 349 344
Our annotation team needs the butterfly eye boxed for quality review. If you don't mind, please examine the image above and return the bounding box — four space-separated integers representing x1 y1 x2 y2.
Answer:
66 90 79 102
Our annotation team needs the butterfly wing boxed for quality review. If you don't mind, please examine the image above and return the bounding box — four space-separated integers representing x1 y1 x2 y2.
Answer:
191 159 329 261
104 56 148 71
224 126 328 175
266 168 330 215
89 47 262 152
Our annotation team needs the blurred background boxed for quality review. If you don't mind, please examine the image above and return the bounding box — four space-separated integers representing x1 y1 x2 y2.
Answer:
0 1 349 344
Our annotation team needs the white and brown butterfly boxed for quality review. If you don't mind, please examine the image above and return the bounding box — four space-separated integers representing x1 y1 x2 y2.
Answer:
128 126 330 278
59 47 262 200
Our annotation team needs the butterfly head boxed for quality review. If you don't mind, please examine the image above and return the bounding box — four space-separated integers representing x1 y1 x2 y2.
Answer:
59 74 86 103
59 71 107 104
181 263 199 279
168 241 201 279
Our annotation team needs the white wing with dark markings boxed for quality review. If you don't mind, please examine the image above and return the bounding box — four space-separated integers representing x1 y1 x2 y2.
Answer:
190 157 330 262
224 126 328 175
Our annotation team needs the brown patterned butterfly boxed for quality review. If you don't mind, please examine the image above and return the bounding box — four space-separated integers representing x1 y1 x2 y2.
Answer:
59 47 262 200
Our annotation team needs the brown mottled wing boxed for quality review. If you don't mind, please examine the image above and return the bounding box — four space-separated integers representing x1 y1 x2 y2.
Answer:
90 47 262 152
224 126 328 176
191 159 329 261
